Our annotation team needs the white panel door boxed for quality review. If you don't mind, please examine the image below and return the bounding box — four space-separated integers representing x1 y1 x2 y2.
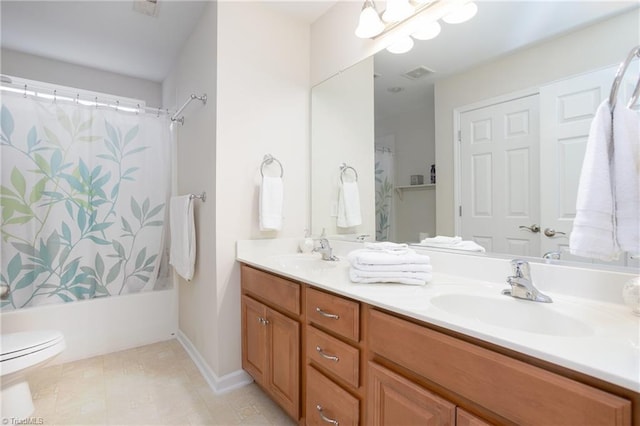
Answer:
460 95 540 256
539 66 618 263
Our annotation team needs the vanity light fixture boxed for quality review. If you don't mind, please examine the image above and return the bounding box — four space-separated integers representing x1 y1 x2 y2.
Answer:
355 0 478 54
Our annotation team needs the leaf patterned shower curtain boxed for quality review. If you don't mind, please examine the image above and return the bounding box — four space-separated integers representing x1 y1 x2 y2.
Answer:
0 90 171 311
375 148 394 241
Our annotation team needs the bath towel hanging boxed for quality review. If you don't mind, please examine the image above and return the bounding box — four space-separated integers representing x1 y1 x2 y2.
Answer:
169 195 196 281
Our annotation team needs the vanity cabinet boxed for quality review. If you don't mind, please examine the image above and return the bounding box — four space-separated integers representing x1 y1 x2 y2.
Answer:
241 265 300 420
305 287 364 425
368 308 632 426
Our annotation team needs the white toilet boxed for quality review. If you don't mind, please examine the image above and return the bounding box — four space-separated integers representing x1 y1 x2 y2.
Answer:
1 330 66 419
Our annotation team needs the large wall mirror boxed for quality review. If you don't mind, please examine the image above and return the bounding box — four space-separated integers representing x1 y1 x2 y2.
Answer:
311 1 639 269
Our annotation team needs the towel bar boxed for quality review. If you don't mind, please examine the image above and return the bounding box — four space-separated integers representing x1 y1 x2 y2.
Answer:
260 154 284 177
189 192 206 202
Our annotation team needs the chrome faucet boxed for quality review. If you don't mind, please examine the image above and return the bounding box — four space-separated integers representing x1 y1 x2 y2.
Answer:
502 259 552 303
313 238 339 261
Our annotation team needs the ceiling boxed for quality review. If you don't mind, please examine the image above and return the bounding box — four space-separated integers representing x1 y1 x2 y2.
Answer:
374 1 639 120
0 0 336 83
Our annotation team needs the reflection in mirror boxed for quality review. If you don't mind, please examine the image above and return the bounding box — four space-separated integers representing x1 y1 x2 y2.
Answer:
312 1 639 269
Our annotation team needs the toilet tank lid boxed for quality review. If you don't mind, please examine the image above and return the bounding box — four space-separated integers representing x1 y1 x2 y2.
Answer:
1 330 64 358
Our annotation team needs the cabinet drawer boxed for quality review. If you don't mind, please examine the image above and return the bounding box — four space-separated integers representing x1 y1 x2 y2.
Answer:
306 365 359 426
307 325 359 388
306 287 359 342
241 264 300 316
368 309 631 426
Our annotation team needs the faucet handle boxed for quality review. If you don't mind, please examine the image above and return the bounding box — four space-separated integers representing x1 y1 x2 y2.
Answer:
510 259 529 278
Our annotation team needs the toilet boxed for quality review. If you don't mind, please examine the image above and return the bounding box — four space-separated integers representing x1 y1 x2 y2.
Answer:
1 330 66 419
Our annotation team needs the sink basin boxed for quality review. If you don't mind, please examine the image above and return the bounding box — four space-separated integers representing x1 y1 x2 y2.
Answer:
430 293 594 337
271 254 338 272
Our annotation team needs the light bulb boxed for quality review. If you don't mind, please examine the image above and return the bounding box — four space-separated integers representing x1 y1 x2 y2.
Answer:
443 1 478 24
382 0 414 23
411 20 441 40
355 2 385 38
386 36 414 54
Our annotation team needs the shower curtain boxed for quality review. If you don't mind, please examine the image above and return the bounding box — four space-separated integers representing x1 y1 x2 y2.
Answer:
375 148 394 241
0 90 171 311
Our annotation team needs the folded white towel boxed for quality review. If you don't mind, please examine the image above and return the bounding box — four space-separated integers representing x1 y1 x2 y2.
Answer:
613 103 640 255
351 262 433 273
169 195 196 281
337 181 362 228
363 242 409 254
349 268 430 285
570 100 618 261
260 176 283 231
420 235 462 244
417 237 485 252
347 248 430 266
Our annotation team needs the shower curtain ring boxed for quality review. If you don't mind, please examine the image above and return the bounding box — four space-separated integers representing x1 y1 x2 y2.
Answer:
75 94 79 104
136 104 140 115
53 90 57 104
23 84 27 98
115 100 119 112
95 97 98 109
157 108 161 118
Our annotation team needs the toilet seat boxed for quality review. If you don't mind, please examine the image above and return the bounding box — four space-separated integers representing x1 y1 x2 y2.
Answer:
1 330 65 376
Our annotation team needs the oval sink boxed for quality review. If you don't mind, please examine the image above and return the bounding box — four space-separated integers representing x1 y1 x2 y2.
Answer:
430 293 594 337
271 254 338 272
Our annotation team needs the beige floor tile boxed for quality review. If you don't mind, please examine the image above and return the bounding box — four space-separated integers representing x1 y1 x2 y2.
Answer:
27 339 295 426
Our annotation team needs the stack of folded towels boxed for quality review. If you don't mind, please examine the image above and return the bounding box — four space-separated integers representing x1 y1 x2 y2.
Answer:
417 235 485 252
347 242 432 285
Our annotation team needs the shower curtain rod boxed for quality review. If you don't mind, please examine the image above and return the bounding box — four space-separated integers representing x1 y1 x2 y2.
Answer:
0 77 172 118
170 93 207 126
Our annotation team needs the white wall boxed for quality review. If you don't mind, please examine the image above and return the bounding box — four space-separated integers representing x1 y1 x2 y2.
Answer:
434 10 640 235
311 57 375 237
376 89 436 242
1 48 162 106
215 1 310 376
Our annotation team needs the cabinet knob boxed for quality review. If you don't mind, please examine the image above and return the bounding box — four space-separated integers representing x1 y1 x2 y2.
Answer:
316 405 339 426
316 346 339 362
316 307 340 320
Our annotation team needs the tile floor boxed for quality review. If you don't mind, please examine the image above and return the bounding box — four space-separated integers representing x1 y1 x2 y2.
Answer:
26 339 296 425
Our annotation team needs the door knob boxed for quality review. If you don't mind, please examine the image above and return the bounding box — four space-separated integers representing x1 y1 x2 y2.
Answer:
543 228 566 238
519 224 540 233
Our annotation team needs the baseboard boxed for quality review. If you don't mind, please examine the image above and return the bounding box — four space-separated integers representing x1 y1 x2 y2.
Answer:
176 329 253 394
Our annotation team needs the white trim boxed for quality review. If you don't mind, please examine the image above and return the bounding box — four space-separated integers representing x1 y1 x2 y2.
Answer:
176 329 253 395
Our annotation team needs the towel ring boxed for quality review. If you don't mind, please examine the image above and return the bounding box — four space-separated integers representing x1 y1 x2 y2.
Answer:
609 45 640 113
340 163 358 183
260 154 284 178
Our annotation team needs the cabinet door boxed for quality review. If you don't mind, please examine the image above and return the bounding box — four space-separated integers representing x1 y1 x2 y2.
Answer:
268 307 300 420
368 362 455 426
241 295 267 386
456 408 493 426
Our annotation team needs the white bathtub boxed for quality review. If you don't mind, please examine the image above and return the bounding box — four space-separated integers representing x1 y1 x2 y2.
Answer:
0 287 178 364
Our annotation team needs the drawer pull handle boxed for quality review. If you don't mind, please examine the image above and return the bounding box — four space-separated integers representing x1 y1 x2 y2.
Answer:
316 307 340 320
316 346 339 362
316 405 339 426
257 317 269 325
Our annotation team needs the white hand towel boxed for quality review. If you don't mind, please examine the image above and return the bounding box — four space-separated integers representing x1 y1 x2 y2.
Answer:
260 176 283 231
169 195 196 281
337 181 362 228
613 104 640 255
349 268 430 285
347 248 430 266
570 100 618 261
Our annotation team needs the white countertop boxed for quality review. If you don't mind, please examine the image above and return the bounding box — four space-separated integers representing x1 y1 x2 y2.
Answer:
236 238 640 393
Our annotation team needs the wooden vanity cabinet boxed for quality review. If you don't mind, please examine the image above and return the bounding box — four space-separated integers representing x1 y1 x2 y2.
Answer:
241 265 301 420
367 308 632 426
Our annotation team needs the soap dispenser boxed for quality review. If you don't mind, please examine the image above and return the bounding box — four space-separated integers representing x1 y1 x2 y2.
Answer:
299 229 314 253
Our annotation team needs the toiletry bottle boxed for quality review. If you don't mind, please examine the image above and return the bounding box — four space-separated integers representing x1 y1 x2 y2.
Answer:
299 229 314 253
430 164 436 184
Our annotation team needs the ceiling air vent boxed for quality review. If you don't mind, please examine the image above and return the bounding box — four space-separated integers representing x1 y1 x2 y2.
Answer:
403 66 435 80
133 0 159 17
